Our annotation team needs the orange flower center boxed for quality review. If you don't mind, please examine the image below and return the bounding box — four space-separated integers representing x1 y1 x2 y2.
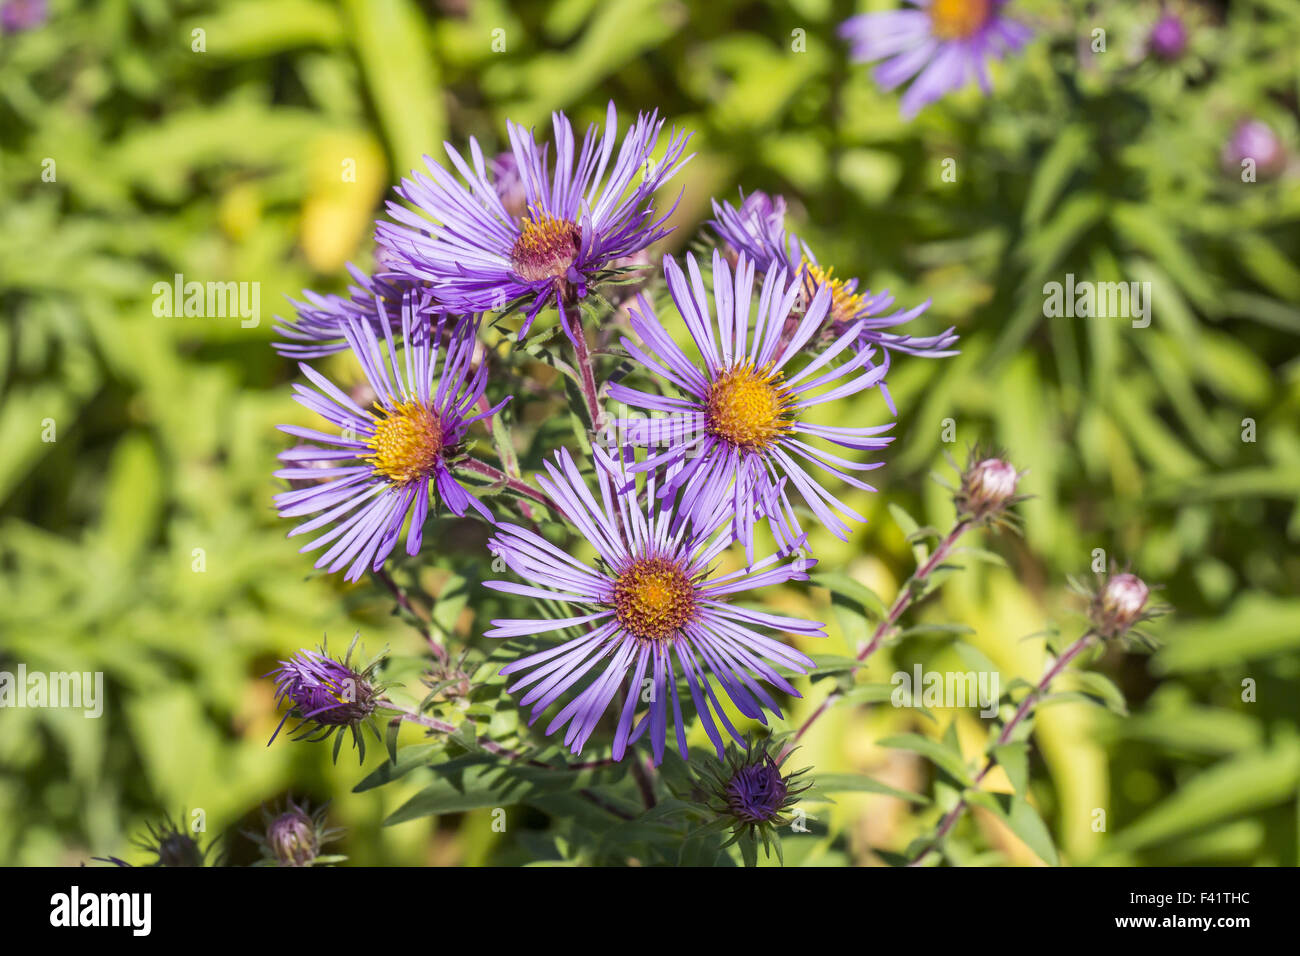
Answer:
510 212 582 283
929 0 993 40
612 557 697 641
365 401 444 484
800 260 866 325
706 361 794 450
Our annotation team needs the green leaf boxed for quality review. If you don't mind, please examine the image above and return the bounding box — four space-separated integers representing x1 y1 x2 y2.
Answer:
384 756 616 822
814 773 930 806
878 733 972 786
966 791 1059 866
990 743 1029 796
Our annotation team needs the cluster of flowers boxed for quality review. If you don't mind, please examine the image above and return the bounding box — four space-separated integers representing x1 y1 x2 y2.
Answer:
269 101 958 771
263 6 1168 829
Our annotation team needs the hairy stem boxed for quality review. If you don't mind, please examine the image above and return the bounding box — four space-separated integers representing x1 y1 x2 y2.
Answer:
566 317 604 432
782 519 974 759
374 568 445 662
461 457 553 510
906 631 1096 866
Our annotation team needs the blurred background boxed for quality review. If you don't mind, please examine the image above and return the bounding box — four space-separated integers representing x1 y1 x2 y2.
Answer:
2 0 1298 866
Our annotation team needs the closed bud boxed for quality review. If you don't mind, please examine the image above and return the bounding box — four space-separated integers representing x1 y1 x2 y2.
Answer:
267 807 319 867
247 797 345 867
1148 14 1188 61
1092 572 1151 638
956 456 1020 523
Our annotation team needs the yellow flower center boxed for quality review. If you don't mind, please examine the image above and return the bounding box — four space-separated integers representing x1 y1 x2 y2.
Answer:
800 260 865 325
929 0 993 40
612 557 697 641
510 212 582 283
706 362 794 450
364 401 444 484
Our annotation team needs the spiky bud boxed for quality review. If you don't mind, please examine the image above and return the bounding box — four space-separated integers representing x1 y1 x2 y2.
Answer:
956 455 1022 524
268 634 387 762
1091 572 1151 639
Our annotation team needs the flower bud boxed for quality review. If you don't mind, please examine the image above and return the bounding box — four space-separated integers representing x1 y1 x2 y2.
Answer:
723 755 789 825
247 797 344 867
268 636 386 762
1148 13 1188 61
267 806 320 867
956 456 1020 523
1 0 48 34
1222 120 1286 181
1091 572 1151 638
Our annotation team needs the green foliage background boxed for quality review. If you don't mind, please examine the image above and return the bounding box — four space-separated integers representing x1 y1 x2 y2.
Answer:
2 0 1298 866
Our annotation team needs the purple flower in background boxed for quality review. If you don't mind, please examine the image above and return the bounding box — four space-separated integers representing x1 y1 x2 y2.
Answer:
709 190 801 276
274 294 503 581
484 448 821 764
610 251 894 559
0 0 47 33
274 255 426 359
1148 12 1189 61
1222 120 1286 182
490 151 528 219
709 192 957 362
375 102 692 341
840 0 1032 119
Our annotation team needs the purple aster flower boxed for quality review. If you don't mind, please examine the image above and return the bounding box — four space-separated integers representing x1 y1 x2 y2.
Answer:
490 151 528 219
840 0 1032 119
1 0 47 33
709 190 801 277
709 192 957 361
273 257 427 359
609 250 895 560
1222 120 1286 182
268 637 387 761
484 448 822 765
1148 11 1188 61
375 102 692 341
274 293 504 580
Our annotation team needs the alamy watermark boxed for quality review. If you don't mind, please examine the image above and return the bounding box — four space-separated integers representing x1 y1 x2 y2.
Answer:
152 273 260 328
891 666 999 718
1043 273 1151 328
0 665 104 717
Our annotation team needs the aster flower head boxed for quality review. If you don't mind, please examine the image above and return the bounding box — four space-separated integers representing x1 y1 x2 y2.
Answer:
610 249 895 560
375 102 692 341
268 634 388 762
246 797 345 868
690 737 812 864
484 448 823 765
709 193 956 362
274 293 503 581
840 0 1032 120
